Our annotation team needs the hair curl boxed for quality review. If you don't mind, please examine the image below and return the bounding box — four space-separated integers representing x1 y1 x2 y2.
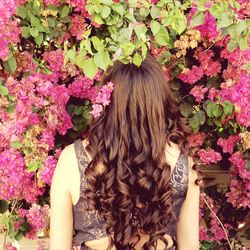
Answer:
84 54 191 249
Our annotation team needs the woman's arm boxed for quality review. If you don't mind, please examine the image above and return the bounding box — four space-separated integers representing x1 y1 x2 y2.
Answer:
176 156 200 250
50 145 75 250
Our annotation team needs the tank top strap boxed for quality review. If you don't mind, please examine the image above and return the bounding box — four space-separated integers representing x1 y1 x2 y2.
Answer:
74 139 90 192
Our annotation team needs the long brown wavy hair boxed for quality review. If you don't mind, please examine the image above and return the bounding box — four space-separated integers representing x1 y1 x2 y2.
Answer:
84 54 191 249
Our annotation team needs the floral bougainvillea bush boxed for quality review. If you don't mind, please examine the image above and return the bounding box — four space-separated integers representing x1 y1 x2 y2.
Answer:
0 0 249 249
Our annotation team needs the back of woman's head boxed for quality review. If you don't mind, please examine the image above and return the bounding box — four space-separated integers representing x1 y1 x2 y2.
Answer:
85 54 190 249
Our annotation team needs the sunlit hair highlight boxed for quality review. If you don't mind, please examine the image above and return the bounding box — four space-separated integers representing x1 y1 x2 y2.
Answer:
85 54 191 249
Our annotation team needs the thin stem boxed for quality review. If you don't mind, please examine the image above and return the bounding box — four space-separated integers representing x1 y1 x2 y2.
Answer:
201 195 233 250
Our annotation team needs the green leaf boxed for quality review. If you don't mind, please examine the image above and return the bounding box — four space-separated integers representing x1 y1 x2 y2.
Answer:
0 200 9 214
10 141 23 149
14 231 24 241
100 6 111 19
154 27 169 46
16 6 28 19
190 11 205 28
34 33 43 46
198 110 206 125
30 14 41 27
209 4 222 19
30 27 39 37
223 101 233 115
188 114 200 129
75 51 86 69
212 104 223 117
27 161 43 172
94 50 112 71
206 101 216 117
91 36 105 52
171 14 187 35
120 42 135 56
82 58 98 79
60 5 70 17
132 53 143 66
99 0 113 5
134 24 147 39
217 13 234 28
3 55 17 74
0 86 9 96
47 17 56 27
67 49 76 61
22 26 30 38
128 0 137 7
239 36 248 51
227 39 238 52
112 4 124 16
246 161 250 171
150 6 161 19
180 103 193 117
93 14 104 24
150 20 161 35
139 7 150 17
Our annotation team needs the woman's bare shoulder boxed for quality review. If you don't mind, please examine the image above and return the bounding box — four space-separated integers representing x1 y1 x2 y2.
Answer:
52 142 79 193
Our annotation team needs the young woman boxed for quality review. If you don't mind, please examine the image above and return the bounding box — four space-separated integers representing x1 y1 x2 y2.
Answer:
50 54 200 250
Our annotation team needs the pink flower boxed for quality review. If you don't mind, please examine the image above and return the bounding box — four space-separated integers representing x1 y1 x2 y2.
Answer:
18 204 49 240
190 85 208 102
95 81 114 106
40 156 57 185
217 135 240 154
188 9 220 42
229 152 250 180
178 66 204 85
70 14 88 40
197 149 222 164
68 76 98 102
208 87 220 100
226 179 250 208
4 242 17 250
188 132 207 147
90 104 103 118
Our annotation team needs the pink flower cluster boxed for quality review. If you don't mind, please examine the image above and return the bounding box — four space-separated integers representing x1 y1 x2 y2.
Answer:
40 155 57 185
91 81 114 118
70 14 88 40
43 49 65 83
18 204 49 240
190 85 208 102
188 132 207 147
0 0 20 60
43 0 61 6
68 76 98 101
192 11 220 42
0 148 43 202
226 179 250 208
221 71 250 127
197 149 222 164
66 0 87 14
229 152 250 180
178 46 222 85
178 65 203 85
194 47 221 77
208 87 220 100
4 242 17 250
217 135 240 154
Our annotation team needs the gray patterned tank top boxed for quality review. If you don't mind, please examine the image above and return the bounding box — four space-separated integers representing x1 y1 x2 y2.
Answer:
72 139 189 250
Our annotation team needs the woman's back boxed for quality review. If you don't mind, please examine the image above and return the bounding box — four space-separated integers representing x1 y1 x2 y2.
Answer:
71 139 189 250
50 55 200 250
